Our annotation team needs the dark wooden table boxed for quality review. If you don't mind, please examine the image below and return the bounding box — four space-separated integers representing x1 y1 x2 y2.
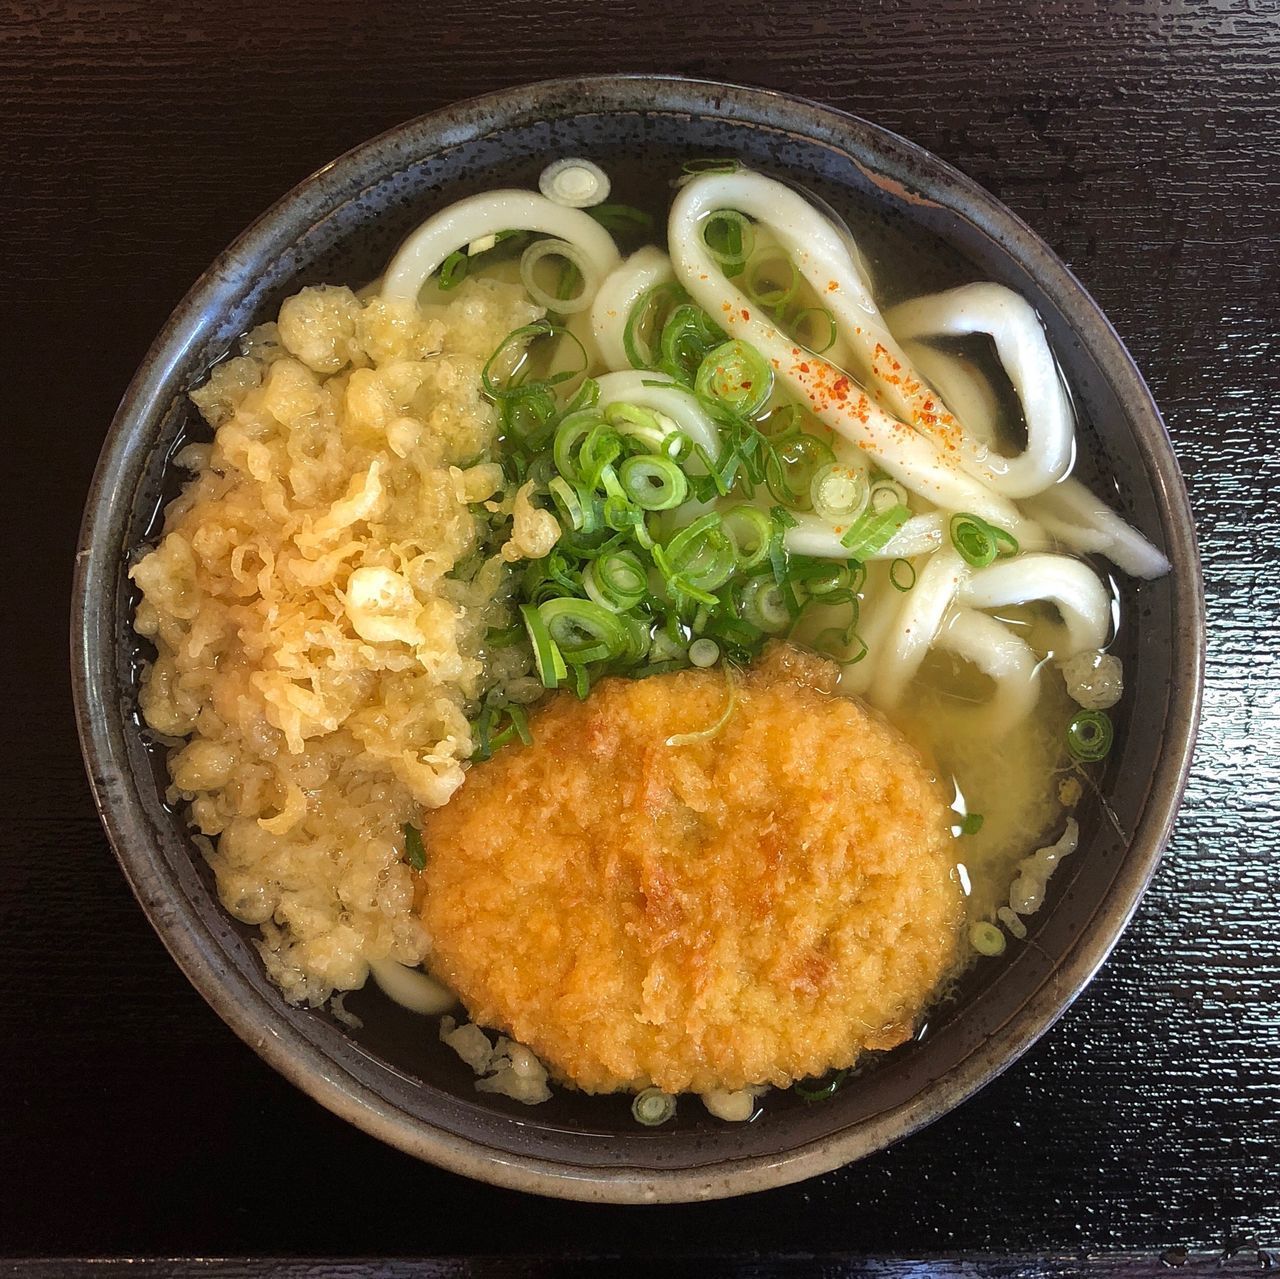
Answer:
3 1 1277 1272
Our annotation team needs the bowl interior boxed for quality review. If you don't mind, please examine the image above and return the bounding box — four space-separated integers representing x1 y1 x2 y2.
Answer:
75 77 1201 1200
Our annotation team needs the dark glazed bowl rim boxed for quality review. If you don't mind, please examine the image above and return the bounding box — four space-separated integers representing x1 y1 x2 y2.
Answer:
71 74 1204 1203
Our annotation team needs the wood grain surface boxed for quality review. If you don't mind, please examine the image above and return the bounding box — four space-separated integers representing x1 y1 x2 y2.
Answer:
2 0 1277 1265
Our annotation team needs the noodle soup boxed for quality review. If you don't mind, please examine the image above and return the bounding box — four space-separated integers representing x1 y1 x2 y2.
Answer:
129 154 1167 1123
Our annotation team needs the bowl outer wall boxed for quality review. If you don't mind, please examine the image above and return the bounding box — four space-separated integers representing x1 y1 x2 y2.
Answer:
70 74 1204 1203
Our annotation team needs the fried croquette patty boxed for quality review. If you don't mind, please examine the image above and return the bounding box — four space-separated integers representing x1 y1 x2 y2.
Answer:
420 642 964 1095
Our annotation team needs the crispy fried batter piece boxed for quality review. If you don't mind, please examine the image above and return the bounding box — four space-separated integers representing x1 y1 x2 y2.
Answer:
421 642 963 1094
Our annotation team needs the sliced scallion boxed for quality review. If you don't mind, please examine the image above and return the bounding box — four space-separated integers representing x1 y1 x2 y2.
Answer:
810 462 870 523
438 251 468 291
583 549 648 613
587 203 655 236
520 603 567 689
970 921 1007 957
695 339 773 417
631 1087 676 1126
889 558 917 592
949 512 1018 568
539 597 631 665
840 503 911 560
721 505 774 571
744 249 800 310
738 576 792 634
1067 709 1114 762
402 823 426 872
765 433 836 510
702 209 754 277
619 454 689 511
869 478 910 514
791 306 838 354
688 637 720 667
793 1070 849 1102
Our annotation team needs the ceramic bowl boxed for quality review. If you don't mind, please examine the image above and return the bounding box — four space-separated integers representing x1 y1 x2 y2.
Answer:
71 75 1203 1203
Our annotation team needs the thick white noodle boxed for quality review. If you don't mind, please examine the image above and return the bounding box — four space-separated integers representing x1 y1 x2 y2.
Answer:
884 283 1075 498
901 339 1001 447
870 547 968 710
1022 477 1171 579
368 959 456 1015
935 608 1042 732
382 190 621 304
669 177 1029 534
902 334 1170 579
592 370 721 458
591 246 675 372
958 552 1112 658
784 510 946 560
838 565 901 696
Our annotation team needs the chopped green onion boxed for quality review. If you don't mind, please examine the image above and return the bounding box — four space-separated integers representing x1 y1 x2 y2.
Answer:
840 503 911 560
547 476 595 533
624 281 685 370
744 249 800 310
958 811 984 836
603 401 667 451
970 921 1007 956
721 505 774 571
688 638 720 667
810 462 870 522
758 403 804 441
438 251 468 291
520 603 566 689
619 454 689 511
702 210 754 277
578 424 623 491
738 576 792 633
474 704 534 760
402 823 426 872
949 512 1019 568
583 549 648 613
631 1087 676 1126
765 432 836 510
794 1070 848 1102
789 558 853 598
890 558 917 592
694 338 773 418
482 320 586 399
681 157 743 176
564 377 600 415
791 306 838 354
659 303 725 386
501 384 559 449
552 412 601 483
869 478 909 513
1067 709 1114 762
814 626 868 665
539 597 631 665
587 203 655 236
666 668 737 746
658 513 737 599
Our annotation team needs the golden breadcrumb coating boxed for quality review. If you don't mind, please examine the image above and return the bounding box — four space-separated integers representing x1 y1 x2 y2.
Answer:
420 642 963 1094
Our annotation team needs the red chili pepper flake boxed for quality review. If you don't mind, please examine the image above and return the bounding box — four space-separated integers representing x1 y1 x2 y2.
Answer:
741 308 750 321
798 362 810 374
